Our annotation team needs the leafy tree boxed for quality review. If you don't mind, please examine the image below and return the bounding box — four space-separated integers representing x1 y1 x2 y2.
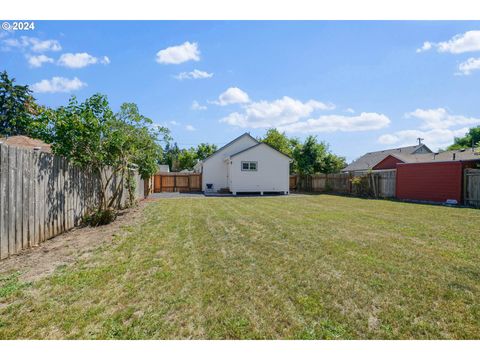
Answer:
162 142 180 171
0 70 40 136
448 126 480 150
292 135 346 175
177 148 198 170
163 142 218 171
44 94 161 212
261 128 294 157
260 128 301 173
195 143 218 160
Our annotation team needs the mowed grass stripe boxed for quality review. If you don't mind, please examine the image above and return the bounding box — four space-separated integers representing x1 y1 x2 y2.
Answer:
0 195 479 339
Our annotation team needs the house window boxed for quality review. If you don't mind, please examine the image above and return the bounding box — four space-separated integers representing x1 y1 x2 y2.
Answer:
241 161 258 171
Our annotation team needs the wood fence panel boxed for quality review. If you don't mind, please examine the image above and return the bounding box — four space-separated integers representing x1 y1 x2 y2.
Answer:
161 175 175 192
153 173 202 193
15 148 23 252
378 170 396 198
0 143 145 260
464 169 480 208
0 144 8 259
8 146 16 255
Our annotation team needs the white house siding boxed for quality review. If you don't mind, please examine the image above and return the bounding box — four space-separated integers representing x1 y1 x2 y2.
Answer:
202 134 258 191
229 144 290 194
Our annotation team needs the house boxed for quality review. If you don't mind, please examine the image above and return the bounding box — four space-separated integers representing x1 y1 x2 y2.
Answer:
0 135 52 153
345 142 480 204
199 133 291 195
393 148 480 204
158 164 170 173
343 143 432 173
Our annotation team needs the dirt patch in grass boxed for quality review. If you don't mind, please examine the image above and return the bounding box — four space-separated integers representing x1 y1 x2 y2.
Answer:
0 201 148 283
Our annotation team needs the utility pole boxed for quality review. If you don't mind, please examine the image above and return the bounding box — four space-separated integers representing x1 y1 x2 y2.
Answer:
417 137 424 145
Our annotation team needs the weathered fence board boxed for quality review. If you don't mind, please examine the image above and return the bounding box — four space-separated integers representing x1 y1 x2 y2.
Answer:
464 169 480 208
294 170 397 198
0 143 145 259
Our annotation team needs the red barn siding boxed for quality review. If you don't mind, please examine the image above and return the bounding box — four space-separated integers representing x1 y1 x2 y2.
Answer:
396 162 463 203
373 155 404 170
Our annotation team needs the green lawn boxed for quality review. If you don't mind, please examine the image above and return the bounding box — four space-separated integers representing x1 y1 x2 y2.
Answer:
0 195 479 339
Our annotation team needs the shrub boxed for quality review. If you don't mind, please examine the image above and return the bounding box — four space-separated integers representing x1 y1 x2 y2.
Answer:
84 209 117 226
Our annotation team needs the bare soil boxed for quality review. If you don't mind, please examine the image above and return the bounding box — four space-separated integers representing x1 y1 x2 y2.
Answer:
0 201 148 282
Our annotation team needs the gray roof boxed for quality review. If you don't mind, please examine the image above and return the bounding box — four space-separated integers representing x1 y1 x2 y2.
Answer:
394 149 480 164
343 144 431 172
229 142 292 160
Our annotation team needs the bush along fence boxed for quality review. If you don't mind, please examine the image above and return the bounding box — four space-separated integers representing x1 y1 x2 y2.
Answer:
291 171 396 198
0 143 145 260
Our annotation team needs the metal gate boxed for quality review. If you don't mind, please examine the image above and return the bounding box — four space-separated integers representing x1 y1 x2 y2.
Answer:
464 168 480 208
153 173 202 193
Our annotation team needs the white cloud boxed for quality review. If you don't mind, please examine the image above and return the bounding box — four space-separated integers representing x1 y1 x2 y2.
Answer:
378 128 470 151
417 30 480 54
2 36 61 52
175 69 213 80
170 120 180 126
416 41 432 53
378 108 480 150
405 108 480 130
58 52 110 68
191 101 207 111
30 77 87 93
345 108 355 114
220 96 335 129
214 87 251 106
185 124 196 131
27 54 54 68
278 112 390 133
155 41 200 64
456 57 480 75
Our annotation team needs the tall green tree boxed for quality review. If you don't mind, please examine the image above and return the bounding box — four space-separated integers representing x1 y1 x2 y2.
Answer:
448 126 480 150
44 94 161 211
0 70 40 136
195 143 218 160
261 128 294 157
292 135 346 175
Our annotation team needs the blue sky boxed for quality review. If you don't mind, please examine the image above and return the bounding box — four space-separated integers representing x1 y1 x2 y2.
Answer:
1 21 480 161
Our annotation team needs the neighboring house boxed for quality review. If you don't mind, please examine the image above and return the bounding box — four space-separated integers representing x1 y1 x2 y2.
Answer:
0 135 52 153
158 164 170 173
394 148 480 204
345 142 480 204
199 133 291 195
193 161 202 174
343 143 432 173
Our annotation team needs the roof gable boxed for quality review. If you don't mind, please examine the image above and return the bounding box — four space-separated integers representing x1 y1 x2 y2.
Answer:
202 133 258 163
230 142 292 160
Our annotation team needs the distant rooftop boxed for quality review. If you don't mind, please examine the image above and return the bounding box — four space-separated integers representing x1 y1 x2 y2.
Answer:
343 144 431 172
0 135 52 153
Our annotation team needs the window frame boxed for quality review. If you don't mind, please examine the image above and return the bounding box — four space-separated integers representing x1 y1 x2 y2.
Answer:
241 161 258 172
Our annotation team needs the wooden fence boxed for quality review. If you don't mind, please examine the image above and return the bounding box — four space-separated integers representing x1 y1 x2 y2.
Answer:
464 168 480 208
292 170 397 198
153 173 202 192
0 143 145 260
